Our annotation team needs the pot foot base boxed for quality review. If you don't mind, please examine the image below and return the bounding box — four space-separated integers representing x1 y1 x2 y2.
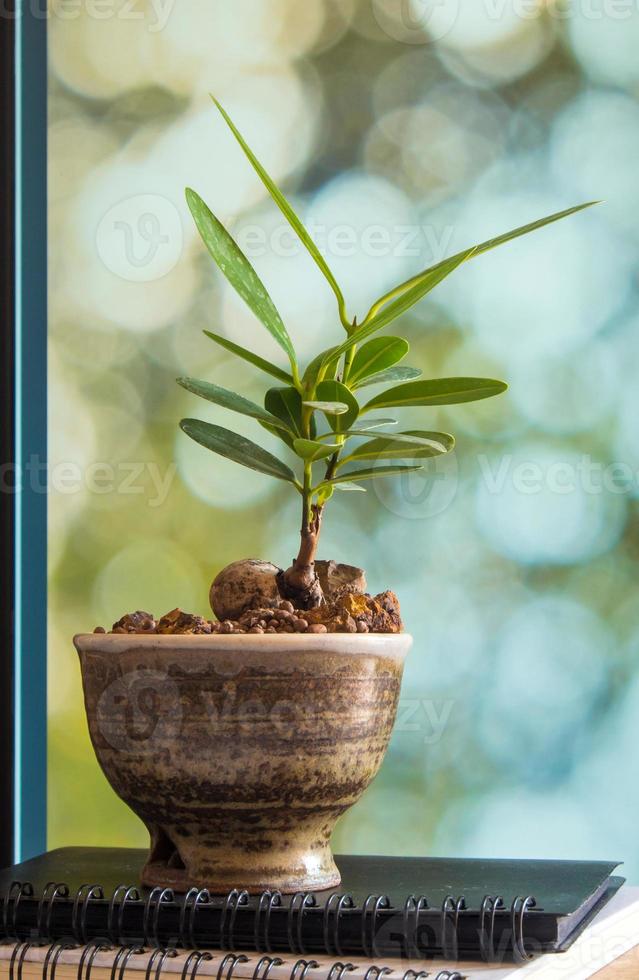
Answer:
140 857 341 894
141 821 342 894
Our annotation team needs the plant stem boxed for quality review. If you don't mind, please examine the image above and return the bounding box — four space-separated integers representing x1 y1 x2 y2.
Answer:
341 316 358 385
302 460 312 529
277 406 324 607
278 316 359 607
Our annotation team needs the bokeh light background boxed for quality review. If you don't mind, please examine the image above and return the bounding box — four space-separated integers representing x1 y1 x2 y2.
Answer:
48 0 639 878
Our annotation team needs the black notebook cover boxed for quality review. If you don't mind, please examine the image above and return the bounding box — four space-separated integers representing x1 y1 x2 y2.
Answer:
0 848 623 963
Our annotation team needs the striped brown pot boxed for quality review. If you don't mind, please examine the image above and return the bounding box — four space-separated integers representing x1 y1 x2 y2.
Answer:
74 632 411 893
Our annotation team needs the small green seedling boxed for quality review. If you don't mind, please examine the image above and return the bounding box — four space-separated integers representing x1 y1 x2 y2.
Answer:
179 98 597 606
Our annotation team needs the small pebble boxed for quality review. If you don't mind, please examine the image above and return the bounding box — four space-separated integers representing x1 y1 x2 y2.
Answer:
266 627 277 634
293 618 308 632
249 626 263 634
93 626 106 634
308 623 327 634
279 601 294 613
356 621 369 633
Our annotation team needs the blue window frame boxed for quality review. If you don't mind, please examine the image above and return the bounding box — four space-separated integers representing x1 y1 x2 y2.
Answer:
1 1 48 865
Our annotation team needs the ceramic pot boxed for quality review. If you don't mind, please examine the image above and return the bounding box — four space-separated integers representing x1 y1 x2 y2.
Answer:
74 632 411 893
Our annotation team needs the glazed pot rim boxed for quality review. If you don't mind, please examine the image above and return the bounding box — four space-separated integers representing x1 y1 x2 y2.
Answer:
74 631 412 661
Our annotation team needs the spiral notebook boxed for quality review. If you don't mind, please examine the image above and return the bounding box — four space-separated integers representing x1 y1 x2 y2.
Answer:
0 849 623 965
2 889 638 980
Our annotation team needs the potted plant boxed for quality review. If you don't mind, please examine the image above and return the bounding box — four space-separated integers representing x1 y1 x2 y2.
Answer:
75 101 595 893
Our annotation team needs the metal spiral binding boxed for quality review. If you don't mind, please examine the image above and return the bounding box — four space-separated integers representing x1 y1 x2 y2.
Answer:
42 942 79 980
288 958 318 980
37 884 70 944
3 883 34 942
250 954 282 980
108 887 141 947
2 879 539 965
219 891 249 953
216 952 249 980
143 889 175 949
144 946 179 980
287 895 316 956
401 896 429 959
72 886 104 946
9 942 37 980
440 897 465 961
478 895 505 963
362 967 392 980
325 961 355 980
510 895 536 964
77 941 113 980
322 895 354 958
360 895 390 959
431 972 464 980
179 890 211 951
180 950 213 980
253 893 281 954
109 944 144 980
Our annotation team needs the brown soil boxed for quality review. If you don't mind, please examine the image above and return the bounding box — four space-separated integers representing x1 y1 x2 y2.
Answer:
96 589 403 636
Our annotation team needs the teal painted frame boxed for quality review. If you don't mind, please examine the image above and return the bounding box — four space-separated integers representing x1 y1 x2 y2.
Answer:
13 0 48 862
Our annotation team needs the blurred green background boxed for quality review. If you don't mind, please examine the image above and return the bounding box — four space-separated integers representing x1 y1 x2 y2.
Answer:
48 0 639 879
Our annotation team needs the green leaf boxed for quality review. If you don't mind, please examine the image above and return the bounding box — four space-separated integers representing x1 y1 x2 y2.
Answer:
315 380 359 433
325 464 424 486
355 366 423 389
180 419 297 484
334 482 367 492
203 331 293 385
304 400 349 414
316 419 398 439
265 386 305 436
177 377 286 429
302 346 341 391
316 484 335 505
342 430 455 463
324 249 475 367
348 336 409 387
365 201 599 324
293 438 341 462
458 201 599 263
360 248 476 336
185 188 297 368
212 98 349 329
363 377 508 412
